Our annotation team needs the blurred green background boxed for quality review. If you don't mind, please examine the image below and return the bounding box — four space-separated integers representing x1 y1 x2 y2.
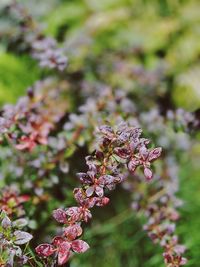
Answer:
0 0 200 266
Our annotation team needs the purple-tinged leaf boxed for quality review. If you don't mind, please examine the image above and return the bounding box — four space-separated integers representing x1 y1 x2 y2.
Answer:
139 146 149 160
127 159 140 173
52 209 67 224
14 230 33 245
85 186 94 197
148 147 162 161
76 173 91 184
114 147 131 159
13 218 28 228
99 125 114 137
95 186 104 197
65 207 81 222
1 215 12 229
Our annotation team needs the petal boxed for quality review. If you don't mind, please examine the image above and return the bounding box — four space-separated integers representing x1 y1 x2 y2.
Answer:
35 244 55 257
58 241 71 265
71 240 90 253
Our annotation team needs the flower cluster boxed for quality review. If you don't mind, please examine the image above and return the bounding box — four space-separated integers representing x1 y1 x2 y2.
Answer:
35 123 162 265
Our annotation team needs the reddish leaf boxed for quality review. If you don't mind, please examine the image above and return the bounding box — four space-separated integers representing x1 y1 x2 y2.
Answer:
52 236 65 246
18 195 30 203
58 241 71 265
144 167 153 180
35 244 55 257
80 208 92 222
65 207 81 222
127 158 140 173
114 147 131 159
148 147 162 162
74 188 87 205
94 196 110 206
71 240 90 253
52 208 67 224
16 136 36 151
64 224 83 241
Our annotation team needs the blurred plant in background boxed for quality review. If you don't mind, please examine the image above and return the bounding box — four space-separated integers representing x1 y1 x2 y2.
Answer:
0 0 199 266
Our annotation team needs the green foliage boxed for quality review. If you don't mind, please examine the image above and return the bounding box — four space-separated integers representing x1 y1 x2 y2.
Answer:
0 52 40 105
178 158 200 266
38 0 200 110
